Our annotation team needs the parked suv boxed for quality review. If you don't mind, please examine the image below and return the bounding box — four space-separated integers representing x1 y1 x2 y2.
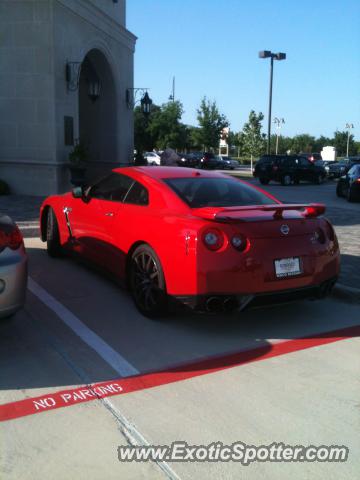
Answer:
253 154 327 186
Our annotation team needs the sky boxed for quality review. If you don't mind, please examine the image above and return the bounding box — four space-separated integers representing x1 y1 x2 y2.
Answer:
127 0 360 140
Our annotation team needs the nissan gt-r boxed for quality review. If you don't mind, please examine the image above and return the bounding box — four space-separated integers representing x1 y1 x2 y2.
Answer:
40 167 340 317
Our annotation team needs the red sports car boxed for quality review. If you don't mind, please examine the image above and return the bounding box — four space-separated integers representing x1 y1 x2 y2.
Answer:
40 167 340 317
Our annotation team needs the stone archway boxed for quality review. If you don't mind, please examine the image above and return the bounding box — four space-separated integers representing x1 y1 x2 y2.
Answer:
79 48 117 181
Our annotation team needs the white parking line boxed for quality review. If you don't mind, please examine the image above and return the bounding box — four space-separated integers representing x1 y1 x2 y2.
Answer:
19 225 39 230
28 277 139 377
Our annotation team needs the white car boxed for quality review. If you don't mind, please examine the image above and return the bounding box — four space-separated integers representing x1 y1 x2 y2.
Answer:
0 215 28 318
145 152 161 166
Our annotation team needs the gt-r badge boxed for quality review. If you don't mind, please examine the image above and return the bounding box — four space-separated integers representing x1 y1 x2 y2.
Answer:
280 224 290 235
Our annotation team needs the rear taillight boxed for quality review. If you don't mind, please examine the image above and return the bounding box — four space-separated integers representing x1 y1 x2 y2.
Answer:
356 178 360 183
202 229 224 251
231 234 250 253
303 204 326 217
0 226 23 250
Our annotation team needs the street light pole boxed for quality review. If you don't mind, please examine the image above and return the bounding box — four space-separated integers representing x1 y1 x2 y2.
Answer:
274 117 285 154
267 56 274 155
259 51 286 154
345 123 354 157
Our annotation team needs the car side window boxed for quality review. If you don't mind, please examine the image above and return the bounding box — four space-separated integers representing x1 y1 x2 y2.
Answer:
348 165 358 175
90 173 134 202
123 181 149 206
299 158 310 167
283 157 295 167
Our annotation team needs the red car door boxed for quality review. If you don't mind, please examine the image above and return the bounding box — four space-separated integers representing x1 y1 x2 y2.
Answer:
93 176 150 278
69 173 135 273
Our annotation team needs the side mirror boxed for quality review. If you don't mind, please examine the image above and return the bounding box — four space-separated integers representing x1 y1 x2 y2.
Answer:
72 186 83 198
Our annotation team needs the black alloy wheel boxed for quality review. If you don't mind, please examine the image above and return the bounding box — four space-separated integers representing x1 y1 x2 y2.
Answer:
130 245 168 318
281 174 292 186
46 208 63 257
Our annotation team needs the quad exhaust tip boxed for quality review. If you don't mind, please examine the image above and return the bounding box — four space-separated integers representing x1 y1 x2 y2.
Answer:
205 296 238 313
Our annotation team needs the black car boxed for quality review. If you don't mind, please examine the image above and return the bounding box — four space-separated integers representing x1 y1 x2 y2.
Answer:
199 152 224 170
177 153 201 168
253 154 326 186
336 164 360 202
328 156 360 179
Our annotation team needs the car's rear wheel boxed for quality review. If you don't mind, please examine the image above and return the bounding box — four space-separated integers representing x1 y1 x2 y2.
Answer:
336 182 343 197
281 174 292 186
129 244 168 318
259 177 269 185
46 208 63 257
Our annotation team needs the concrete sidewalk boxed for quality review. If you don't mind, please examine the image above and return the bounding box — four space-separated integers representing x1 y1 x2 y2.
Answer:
0 194 359 293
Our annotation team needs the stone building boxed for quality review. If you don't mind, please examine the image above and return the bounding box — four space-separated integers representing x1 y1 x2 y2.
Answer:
0 0 136 194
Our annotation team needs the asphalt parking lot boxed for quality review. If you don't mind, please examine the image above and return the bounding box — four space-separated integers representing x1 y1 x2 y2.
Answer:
1 179 360 479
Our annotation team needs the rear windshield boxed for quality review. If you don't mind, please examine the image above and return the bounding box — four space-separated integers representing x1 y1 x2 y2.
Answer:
163 177 275 208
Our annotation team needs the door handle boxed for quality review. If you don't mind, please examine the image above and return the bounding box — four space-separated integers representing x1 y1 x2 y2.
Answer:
105 212 114 217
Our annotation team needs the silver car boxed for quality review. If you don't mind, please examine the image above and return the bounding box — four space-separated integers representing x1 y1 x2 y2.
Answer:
0 214 27 318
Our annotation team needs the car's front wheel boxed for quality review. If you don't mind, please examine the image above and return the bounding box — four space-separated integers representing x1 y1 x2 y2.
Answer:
336 182 343 197
347 185 356 202
46 208 63 257
129 244 168 318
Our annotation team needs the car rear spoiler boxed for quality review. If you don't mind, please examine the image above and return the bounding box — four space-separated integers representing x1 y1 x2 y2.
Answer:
192 203 326 222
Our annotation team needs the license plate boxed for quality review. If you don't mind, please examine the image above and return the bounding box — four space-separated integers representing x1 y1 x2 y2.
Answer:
274 257 301 278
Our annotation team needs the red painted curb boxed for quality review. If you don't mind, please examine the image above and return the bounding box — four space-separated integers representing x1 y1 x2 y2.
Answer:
1 324 359 422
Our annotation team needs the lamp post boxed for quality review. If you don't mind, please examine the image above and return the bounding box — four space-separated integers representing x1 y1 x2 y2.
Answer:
126 88 152 115
259 51 286 154
345 123 354 157
274 117 285 154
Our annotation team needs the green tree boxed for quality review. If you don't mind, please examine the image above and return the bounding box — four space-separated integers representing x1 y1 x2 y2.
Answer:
227 130 244 157
241 111 266 166
333 130 356 157
314 135 332 152
192 97 228 151
290 134 316 153
148 101 185 150
134 104 161 153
